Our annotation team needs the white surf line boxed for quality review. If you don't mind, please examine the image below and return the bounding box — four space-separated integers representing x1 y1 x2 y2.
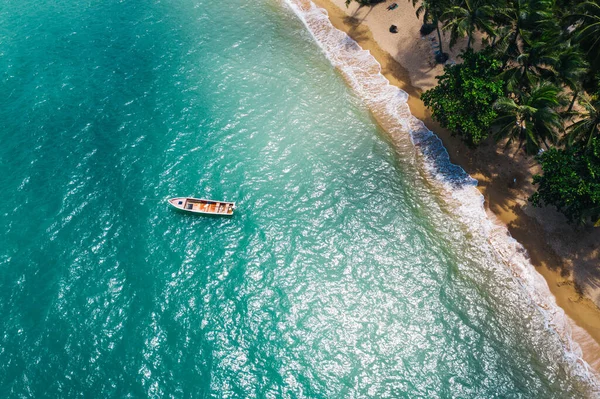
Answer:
281 0 600 391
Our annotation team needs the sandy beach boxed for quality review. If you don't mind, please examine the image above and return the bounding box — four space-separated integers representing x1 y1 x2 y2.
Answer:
307 0 600 371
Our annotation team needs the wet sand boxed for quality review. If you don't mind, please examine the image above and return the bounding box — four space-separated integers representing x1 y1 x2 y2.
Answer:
309 0 600 371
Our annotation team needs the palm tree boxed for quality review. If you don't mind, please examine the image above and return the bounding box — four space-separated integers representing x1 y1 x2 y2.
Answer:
565 96 600 147
495 0 529 64
493 83 564 154
494 0 556 68
498 40 558 92
572 1 600 69
553 44 588 112
441 0 496 50
410 0 450 61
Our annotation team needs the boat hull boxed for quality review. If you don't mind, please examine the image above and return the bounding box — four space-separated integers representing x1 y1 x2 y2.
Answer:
168 197 235 216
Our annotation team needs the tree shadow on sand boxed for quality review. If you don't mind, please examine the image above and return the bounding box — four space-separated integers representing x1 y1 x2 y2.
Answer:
347 0 385 24
459 139 600 302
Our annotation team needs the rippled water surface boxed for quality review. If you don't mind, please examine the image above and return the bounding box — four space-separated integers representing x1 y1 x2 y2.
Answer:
0 0 597 397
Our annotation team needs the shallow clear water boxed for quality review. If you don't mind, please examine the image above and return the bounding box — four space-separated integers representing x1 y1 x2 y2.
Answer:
0 0 596 397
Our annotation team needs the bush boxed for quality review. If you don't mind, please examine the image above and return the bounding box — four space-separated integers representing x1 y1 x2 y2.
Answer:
421 49 504 146
530 138 600 225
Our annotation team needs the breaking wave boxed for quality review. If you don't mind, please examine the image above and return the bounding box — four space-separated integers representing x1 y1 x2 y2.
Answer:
283 0 600 394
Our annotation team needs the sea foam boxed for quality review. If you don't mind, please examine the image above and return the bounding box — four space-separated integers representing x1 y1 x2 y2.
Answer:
283 0 600 393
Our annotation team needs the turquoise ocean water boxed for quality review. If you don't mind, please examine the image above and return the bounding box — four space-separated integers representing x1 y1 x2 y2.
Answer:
0 0 597 397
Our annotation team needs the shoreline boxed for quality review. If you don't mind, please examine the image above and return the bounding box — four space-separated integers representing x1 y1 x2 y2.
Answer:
307 0 600 372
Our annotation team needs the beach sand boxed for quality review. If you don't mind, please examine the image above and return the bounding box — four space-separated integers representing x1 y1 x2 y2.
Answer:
308 0 600 371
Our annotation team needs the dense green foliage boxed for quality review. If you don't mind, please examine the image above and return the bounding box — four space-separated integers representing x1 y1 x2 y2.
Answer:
573 1 600 71
442 0 496 49
409 0 600 225
565 95 600 147
421 50 503 145
530 139 600 225
493 83 563 153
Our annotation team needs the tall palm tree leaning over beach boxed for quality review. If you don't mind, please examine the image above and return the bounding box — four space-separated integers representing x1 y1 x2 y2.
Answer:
441 0 496 50
493 83 563 154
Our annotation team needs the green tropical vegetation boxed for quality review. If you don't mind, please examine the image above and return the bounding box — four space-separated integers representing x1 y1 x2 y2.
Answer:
531 138 600 225
441 0 496 50
408 0 600 226
493 82 564 154
421 49 503 145
565 95 600 147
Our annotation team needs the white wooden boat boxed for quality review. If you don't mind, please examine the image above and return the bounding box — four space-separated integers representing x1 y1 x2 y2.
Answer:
168 197 235 216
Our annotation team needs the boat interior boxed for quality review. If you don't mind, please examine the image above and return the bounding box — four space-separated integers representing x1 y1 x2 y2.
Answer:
175 198 233 214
